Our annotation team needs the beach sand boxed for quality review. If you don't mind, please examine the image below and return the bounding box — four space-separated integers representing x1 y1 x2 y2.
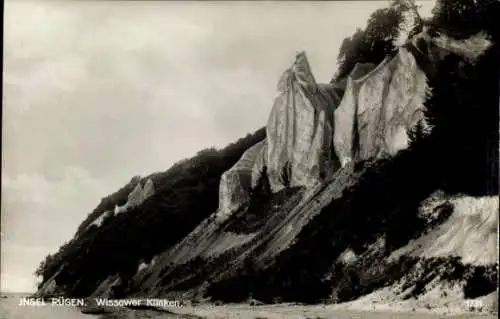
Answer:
94 301 498 319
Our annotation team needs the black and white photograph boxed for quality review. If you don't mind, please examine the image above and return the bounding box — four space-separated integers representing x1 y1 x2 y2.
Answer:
1 0 499 318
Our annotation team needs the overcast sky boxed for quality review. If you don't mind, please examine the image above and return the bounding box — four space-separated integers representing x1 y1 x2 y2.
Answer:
1 0 435 293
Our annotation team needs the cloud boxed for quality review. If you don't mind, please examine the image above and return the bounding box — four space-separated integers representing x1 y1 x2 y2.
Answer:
1 167 110 246
0 242 54 293
1 167 111 292
4 1 391 184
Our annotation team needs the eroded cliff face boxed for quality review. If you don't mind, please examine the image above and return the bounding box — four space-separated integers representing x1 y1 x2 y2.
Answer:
217 29 493 220
265 52 344 192
217 53 348 220
334 46 428 166
218 46 428 219
218 141 267 218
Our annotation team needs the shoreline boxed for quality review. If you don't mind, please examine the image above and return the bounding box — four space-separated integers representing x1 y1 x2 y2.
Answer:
78 300 498 319
5 294 496 318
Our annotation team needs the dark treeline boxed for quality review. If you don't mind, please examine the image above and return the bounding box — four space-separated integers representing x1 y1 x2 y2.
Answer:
35 127 266 296
332 0 422 82
423 0 499 195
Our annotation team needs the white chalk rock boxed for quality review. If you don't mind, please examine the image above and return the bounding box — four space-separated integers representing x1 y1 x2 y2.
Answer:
217 52 345 218
266 52 344 192
142 178 155 201
218 140 267 219
114 178 156 215
333 46 428 165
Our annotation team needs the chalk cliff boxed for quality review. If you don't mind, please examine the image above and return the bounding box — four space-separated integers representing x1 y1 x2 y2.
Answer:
217 52 372 219
334 45 428 166
132 30 438 296
217 47 427 218
132 28 497 299
217 28 493 220
218 140 267 219
265 52 343 192
114 178 155 215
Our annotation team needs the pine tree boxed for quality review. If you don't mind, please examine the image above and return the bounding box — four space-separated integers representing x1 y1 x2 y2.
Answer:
332 0 419 82
408 119 426 146
251 166 271 199
430 0 500 41
281 162 292 188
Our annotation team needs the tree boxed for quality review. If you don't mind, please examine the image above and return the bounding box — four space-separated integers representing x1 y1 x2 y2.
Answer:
281 162 292 188
332 0 420 82
429 0 500 41
35 254 53 278
251 166 271 199
420 23 499 195
408 119 426 146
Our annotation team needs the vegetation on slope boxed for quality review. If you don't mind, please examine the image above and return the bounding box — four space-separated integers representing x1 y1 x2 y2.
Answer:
422 0 499 196
35 127 266 296
76 176 142 237
332 0 422 82
124 185 304 299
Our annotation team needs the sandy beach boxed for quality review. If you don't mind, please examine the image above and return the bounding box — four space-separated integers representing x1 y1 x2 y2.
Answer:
93 301 498 319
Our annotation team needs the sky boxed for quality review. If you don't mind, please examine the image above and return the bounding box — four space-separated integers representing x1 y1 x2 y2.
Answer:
1 0 436 293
